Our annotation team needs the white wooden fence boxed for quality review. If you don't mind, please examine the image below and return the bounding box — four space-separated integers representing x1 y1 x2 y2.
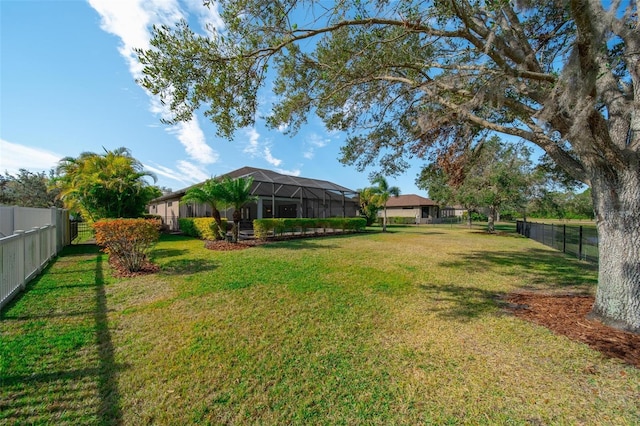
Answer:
0 206 67 310
0 225 57 310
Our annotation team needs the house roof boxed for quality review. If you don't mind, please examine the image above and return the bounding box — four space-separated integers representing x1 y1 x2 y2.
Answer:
385 194 438 207
150 166 359 203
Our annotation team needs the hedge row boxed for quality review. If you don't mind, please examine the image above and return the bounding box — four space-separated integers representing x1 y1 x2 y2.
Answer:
179 217 228 240
253 217 366 240
376 216 417 225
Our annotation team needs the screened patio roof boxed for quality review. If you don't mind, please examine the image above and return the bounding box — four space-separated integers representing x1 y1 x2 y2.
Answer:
151 166 359 203
225 166 359 200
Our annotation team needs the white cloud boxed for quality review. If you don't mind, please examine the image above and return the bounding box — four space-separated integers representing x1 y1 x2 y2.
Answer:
275 168 301 177
185 0 225 33
177 160 210 182
88 0 182 79
263 147 282 167
89 0 221 166
0 139 63 174
243 127 261 156
241 127 284 167
303 132 330 159
167 118 219 164
143 162 190 184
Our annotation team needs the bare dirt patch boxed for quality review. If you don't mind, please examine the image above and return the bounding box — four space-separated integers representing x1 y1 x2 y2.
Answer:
506 293 640 368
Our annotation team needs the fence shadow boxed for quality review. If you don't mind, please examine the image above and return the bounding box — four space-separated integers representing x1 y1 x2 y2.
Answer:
0 245 126 425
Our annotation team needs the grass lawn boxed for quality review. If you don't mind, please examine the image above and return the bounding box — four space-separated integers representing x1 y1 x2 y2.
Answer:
1 227 638 424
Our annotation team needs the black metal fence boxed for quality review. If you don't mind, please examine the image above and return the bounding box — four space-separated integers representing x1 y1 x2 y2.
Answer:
69 221 94 244
516 220 598 263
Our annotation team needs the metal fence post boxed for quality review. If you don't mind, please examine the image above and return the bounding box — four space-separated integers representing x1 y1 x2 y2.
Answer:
563 224 566 253
579 226 583 260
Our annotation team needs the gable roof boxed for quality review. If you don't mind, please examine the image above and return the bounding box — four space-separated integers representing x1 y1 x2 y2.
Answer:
384 194 438 207
150 166 358 203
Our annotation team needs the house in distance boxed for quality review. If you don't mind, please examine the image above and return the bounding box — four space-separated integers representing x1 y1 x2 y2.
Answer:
148 166 360 231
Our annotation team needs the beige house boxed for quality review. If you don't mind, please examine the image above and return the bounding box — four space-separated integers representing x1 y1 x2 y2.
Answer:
148 166 360 231
380 194 441 224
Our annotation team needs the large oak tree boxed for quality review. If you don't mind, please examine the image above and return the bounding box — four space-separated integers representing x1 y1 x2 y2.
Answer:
138 0 639 332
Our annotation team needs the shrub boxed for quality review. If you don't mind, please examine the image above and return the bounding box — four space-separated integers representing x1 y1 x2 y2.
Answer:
252 217 366 240
253 219 285 240
376 216 416 225
94 218 160 272
462 211 489 222
179 217 228 240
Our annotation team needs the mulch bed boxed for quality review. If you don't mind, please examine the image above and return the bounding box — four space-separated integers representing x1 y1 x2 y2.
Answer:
108 256 160 278
204 240 265 251
506 293 640 368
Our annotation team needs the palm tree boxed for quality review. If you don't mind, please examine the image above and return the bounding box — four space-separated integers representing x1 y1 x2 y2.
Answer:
218 176 258 242
371 175 400 232
54 147 157 220
358 186 382 226
182 178 226 240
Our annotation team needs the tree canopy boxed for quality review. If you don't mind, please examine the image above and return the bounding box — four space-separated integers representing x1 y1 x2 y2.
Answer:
138 1 640 331
418 136 532 232
0 169 62 208
53 147 160 221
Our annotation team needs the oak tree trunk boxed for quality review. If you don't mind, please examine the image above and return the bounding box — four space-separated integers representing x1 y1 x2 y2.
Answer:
588 169 640 333
487 206 496 233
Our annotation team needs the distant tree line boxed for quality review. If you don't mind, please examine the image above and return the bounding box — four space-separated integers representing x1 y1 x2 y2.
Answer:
0 169 62 208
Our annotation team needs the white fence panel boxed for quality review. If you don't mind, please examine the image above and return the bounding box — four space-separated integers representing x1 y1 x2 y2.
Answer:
0 206 69 250
24 229 39 283
0 225 58 310
0 234 24 309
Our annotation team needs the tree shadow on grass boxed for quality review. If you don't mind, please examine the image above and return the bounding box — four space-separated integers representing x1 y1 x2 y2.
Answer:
0 245 126 425
418 283 503 321
257 238 340 251
418 247 598 322
151 248 189 259
439 247 597 290
160 258 219 275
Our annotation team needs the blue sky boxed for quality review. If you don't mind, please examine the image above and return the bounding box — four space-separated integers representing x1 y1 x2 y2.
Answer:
0 0 427 195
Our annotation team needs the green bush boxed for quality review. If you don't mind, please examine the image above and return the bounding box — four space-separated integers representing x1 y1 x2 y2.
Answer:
376 217 415 226
253 217 366 241
253 219 286 240
461 211 488 222
179 217 228 240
